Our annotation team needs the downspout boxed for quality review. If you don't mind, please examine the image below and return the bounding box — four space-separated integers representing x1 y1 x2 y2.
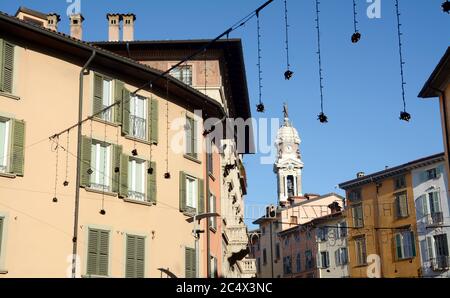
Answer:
72 50 96 278
205 139 211 278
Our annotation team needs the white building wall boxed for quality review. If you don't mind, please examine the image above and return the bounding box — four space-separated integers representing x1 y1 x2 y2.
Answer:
412 161 450 278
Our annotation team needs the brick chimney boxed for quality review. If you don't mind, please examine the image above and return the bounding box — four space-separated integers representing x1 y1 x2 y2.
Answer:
122 13 136 42
47 13 61 31
69 14 84 40
107 14 121 42
328 201 342 214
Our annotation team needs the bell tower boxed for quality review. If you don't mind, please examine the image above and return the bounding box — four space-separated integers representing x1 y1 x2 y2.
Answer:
274 104 304 205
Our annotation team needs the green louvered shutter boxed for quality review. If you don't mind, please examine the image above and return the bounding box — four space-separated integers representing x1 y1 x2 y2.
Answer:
122 89 131 136
197 179 204 214
98 230 109 276
410 232 416 257
1 41 14 93
114 80 124 124
193 119 198 159
147 161 157 204
87 229 99 275
395 233 402 260
112 144 122 193
179 171 187 212
185 247 196 278
0 217 3 257
119 154 128 198
136 236 145 278
93 74 103 119
10 119 25 176
149 98 159 144
80 136 91 188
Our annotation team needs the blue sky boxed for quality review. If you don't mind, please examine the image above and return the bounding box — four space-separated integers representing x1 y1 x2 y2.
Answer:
1 1 449 228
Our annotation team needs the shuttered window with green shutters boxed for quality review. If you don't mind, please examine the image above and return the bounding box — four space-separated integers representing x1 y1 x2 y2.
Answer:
185 116 197 159
0 39 14 94
147 161 157 204
0 117 25 176
149 98 158 144
179 172 204 215
394 231 416 260
86 228 110 277
395 192 409 219
185 247 196 278
125 234 145 278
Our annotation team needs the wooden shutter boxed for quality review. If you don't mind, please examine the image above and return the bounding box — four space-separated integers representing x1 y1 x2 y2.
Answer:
87 229 109 276
10 119 25 176
410 231 416 257
394 233 402 260
93 73 104 118
197 179 204 214
80 136 91 188
147 161 157 204
121 89 131 135
87 229 99 275
179 171 187 212
111 145 122 193
126 235 145 278
119 154 128 198
0 41 14 93
114 80 124 124
98 230 109 276
397 193 408 218
185 247 196 278
193 119 198 159
149 98 159 144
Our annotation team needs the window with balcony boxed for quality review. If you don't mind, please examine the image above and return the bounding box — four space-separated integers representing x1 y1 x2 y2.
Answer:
355 237 367 266
127 158 146 201
417 190 443 224
394 231 416 260
129 95 147 140
170 65 193 86
432 234 449 270
90 141 111 192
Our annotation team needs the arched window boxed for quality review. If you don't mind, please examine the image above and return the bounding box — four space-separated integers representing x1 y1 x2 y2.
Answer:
287 175 295 198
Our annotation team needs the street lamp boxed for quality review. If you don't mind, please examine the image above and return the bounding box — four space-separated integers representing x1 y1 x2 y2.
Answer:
186 212 220 278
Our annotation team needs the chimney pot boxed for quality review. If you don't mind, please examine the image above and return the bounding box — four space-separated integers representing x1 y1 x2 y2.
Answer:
122 13 136 42
69 14 84 40
107 13 121 42
357 172 365 178
47 13 61 31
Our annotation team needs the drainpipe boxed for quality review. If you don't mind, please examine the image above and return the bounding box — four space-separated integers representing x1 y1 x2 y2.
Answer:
205 139 211 278
72 50 96 278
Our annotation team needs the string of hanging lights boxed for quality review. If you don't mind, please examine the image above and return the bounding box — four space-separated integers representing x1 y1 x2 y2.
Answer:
395 0 411 122
351 0 361 43
52 137 59 203
63 131 70 187
283 0 294 80
315 0 328 123
99 121 108 215
256 12 265 113
164 78 171 179
147 84 154 175
443 1 450 13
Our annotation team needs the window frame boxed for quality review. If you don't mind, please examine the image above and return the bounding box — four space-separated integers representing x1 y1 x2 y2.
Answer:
185 175 198 210
395 230 416 260
90 141 112 192
127 157 146 201
129 94 148 140
101 78 113 122
0 118 10 173
355 236 367 266
170 65 193 86
352 203 364 228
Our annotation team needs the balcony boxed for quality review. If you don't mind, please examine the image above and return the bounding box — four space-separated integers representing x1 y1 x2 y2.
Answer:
130 115 147 140
237 259 257 277
431 256 450 271
227 226 249 251
426 212 444 226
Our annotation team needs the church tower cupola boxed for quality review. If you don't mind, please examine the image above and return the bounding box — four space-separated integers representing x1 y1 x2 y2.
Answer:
274 104 304 205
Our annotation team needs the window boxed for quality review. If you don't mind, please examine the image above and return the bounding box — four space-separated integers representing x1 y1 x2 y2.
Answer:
170 65 192 86
128 158 146 201
338 222 347 238
394 231 416 260
335 247 349 266
86 229 110 276
319 251 330 269
429 191 442 218
263 249 267 265
296 253 301 272
210 256 218 278
318 227 328 242
420 166 444 182
275 243 281 260
287 175 295 198
0 217 3 258
0 118 10 173
0 117 25 176
90 141 111 191
352 203 364 228
394 192 409 219
355 237 367 266
209 194 217 230
207 141 213 175
348 189 361 202
427 168 438 180
305 250 314 270
186 176 198 210
129 95 147 140
394 175 406 190
294 232 300 243
283 256 292 275
417 191 443 223
185 247 197 278
185 116 197 159
433 234 449 269
0 39 14 94
125 234 145 278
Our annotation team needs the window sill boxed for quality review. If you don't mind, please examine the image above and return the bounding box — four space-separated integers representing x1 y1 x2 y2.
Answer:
0 172 16 179
84 187 117 197
92 117 120 127
184 154 201 164
123 198 154 207
0 91 20 101
81 274 111 278
396 257 415 262
125 135 157 146
353 264 368 268
0 269 8 274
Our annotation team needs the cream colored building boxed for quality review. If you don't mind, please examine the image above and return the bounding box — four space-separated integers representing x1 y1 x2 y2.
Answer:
0 7 254 278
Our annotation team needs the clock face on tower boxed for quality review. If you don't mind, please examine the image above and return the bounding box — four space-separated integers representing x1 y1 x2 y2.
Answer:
284 144 294 153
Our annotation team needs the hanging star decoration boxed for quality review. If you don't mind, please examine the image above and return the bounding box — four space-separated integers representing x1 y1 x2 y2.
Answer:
317 112 328 123
351 32 361 43
399 111 411 122
256 103 265 113
284 70 294 80
443 1 450 13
